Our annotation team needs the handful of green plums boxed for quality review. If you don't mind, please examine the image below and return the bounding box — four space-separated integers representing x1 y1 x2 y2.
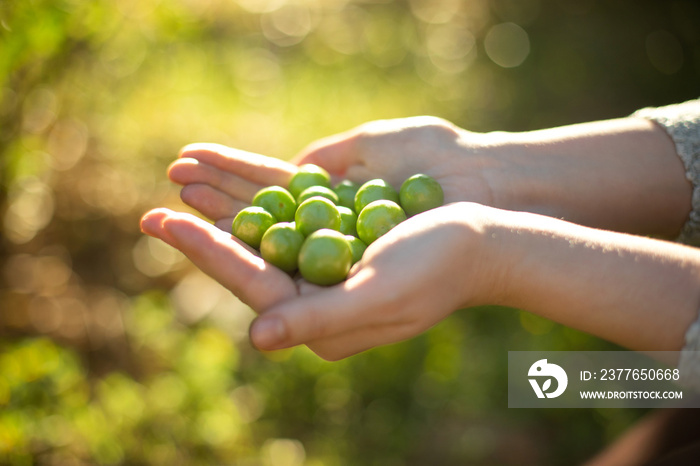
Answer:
231 164 444 286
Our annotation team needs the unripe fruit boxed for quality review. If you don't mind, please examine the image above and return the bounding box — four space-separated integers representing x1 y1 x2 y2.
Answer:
232 206 277 249
399 174 444 216
288 164 331 199
260 222 305 273
356 199 406 245
252 186 296 222
334 179 360 211
354 178 400 213
297 185 339 205
298 229 352 286
295 196 341 237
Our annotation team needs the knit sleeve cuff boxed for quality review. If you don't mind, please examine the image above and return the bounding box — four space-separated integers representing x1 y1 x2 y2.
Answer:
632 99 700 246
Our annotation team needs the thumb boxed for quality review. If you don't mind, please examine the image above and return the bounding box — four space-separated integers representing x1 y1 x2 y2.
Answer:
249 269 377 352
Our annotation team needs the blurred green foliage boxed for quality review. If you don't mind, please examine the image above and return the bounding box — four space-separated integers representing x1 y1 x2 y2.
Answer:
1 0 699 464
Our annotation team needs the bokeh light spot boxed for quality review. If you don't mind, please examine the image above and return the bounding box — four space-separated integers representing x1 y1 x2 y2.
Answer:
4 178 55 244
237 0 286 14
484 22 530 68
427 22 477 74
409 0 460 24
21 88 58 134
231 384 266 424
47 118 89 171
132 235 185 277
646 29 684 75
261 438 306 466
316 7 366 56
262 4 314 47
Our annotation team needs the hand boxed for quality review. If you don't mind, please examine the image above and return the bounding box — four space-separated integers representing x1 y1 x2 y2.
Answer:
151 117 507 359
290 116 498 206
140 202 502 360
167 116 502 228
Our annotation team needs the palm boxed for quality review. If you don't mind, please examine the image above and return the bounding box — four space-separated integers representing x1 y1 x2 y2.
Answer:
143 117 496 357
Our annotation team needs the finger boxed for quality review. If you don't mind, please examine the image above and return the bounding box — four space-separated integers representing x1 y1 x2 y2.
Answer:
180 183 249 221
248 268 398 351
140 208 178 246
250 288 424 361
214 217 235 232
292 130 360 177
179 143 296 187
149 208 297 311
169 158 262 202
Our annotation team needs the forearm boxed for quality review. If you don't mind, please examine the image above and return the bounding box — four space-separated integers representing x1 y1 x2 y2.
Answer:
478 118 692 238
488 209 700 351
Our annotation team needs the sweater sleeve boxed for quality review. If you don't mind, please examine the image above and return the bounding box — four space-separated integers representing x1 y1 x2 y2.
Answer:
632 99 700 246
632 99 700 390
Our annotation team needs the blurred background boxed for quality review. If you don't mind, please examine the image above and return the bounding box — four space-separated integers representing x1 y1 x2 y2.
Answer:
1 0 699 464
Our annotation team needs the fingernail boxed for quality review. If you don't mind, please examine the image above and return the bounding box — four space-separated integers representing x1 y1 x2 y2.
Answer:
139 209 163 235
252 316 286 349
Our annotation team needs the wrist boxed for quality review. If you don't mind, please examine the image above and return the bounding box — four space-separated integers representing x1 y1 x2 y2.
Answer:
471 129 563 216
447 202 517 308
451 128 550 215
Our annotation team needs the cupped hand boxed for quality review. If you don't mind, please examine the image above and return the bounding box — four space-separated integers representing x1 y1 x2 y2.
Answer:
167 116 501 227
156 117 509 359
140 202 502 360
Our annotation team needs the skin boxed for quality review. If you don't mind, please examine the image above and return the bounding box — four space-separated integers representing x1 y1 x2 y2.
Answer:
141 115 700 361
